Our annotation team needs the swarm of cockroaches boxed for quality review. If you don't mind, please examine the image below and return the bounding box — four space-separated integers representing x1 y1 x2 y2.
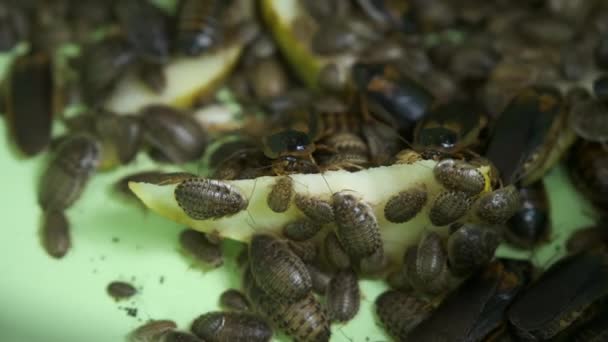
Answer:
3 0 608 341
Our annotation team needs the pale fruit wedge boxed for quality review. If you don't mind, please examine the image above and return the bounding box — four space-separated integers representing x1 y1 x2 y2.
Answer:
129 157 492 264
260 0 355 89
104 44 242 113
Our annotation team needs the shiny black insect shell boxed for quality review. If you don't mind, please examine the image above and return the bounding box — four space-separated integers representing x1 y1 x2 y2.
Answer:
353 62 433 134
267 176 294 213
5 51 53 156
326 269 360 322
294 194 334 224
406 232 451 295
174 178 248 220
219 289 250 311
332 191 382 259
413 101 486 154
429 190 472 226
384 185 428 223
179 229 223 268
568 141 608 212
375 290 432 341
190 311 272 342
262 129 313 160
409 259 529 341
161 331 204 342
140 105 208 164
283 218 322 242
38 135 101 211
114 0 169 64
41 210 71 259
433 159 486 195
248 234 312 302
246 280 331 342
107 281 137 300
447 223 500 275
130 320 178 342
474 185 521 224
175 0 227 56
485 86 566 185
507 252 608 341
505 181 550 249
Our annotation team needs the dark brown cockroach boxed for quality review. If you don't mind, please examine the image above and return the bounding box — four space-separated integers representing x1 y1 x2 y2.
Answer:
413 101 487 156
409 259 530 341
190 311 272 342
283 218 322 242
505 181 551 249
508 252 608 341
568 140 608 213
179 229 223 268
66 111 142 169
332 190 382 259
212 147 271 181
473 185 521 224
161 331 204 342
219 289 251 312
429 190 472 226
80 36 136 106
174 178 248 220
306 264 332 295
326 269 360 322
130 320 177 342
114 0 169 64
140 105 208 164
294 194 334 224
246 279 331 342
319 132 370 171
5 51 53 156
267 176 294 213
107 281 137 300
175 0 228 56
41 210 71 259
287 239 317 263
38 135 101 211
386 268 411 291
447 223 500 275
246 57 289 100
324 231 352 270
353 62 433 135
137 62 167 94
361 119 405 166
384 184 428 223
406 231 451 295
567 225 608 255
485 86 569 185
262 129 320 175
249 234 312 302
375 290 433 341
433 159 486 195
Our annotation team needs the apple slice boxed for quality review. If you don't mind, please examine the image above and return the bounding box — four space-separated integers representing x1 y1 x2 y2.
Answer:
129 157 492 264
104 44 242 113
260 0 355 89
